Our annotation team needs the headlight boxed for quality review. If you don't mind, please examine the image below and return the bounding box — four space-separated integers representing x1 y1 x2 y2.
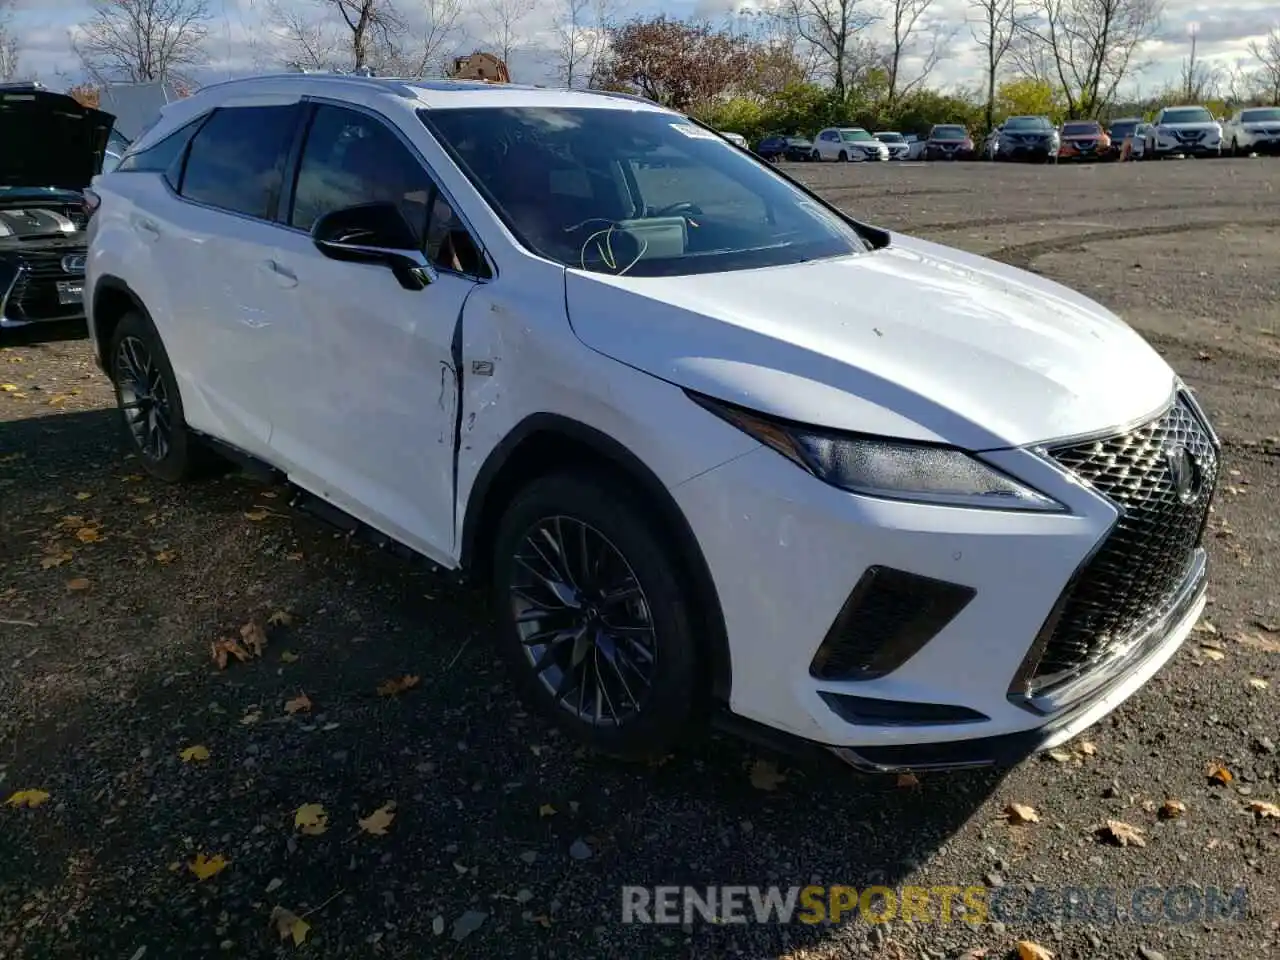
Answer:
690 394 1062 512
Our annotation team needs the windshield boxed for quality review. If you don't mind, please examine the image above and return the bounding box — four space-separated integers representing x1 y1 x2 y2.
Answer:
931 125 966 140
1109 120 1139 138
1242 108 1280 123
1003 117 1049 131
786 137 811 146
422 107 866 278
1062 122 1100 136
839 129 873 142
1160 107 1213 124
875 132 904 143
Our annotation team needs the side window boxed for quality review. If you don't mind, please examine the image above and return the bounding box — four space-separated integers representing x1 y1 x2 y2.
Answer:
180 105 299 219
291 104 433 241
116 114 207 187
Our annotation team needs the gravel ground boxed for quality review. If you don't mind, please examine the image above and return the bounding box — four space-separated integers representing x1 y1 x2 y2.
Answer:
2 157 1279 960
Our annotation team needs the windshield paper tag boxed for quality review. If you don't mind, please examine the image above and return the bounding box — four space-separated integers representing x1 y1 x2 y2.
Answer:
670 123 721 141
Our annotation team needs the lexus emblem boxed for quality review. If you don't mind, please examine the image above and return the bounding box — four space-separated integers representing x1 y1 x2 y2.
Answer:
1166 445 1200 503
61 254 87 275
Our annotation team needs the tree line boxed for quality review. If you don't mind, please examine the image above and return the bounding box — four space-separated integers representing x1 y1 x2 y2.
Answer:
4 0 1280 138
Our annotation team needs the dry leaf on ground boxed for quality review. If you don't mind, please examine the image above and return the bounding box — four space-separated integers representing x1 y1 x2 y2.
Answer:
1249 677 1270 690
75 527 102 543
1247 800 1280 819
280 651 300 663
66 578 91 591
244 509 270 521
267 610 294 627
1078 742 1098 756
155 550 176 564
180 745 210 763
1235 632 1280 653
40 551 72 569
1045 748 1072 763
1159 799 1187 820
896 772 920 788
240 709 262 726
358 801 397 836
5 789 51 808
1207 762 1234 785
210 638 250 670
295 803 329 835
270 906 311 946
376 675 421 697
1005 803 1041 824
188 853 228 880
1017 942 1053 960
284 692 313 715
1096 819 1146 847
749 759 786 791
240 620 268 657
538 803 557 817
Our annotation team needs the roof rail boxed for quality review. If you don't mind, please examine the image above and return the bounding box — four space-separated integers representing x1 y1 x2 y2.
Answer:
190 71 421 99
578 88 661 107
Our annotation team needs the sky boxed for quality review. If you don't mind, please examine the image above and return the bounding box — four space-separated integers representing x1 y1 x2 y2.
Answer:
6 0 1279 98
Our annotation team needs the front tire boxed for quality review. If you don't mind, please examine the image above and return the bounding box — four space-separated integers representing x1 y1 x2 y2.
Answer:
491 472 701 760
107 310 212 483
838 150 848 162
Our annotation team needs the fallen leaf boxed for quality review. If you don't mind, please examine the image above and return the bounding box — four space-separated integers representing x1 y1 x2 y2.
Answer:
40 551 72 569
896 772 920 788
1096 819 1146 847
1005 803 1041 824
244 510 269 521
280 651 300 664
0 384 17 392
270 906 311 946
5 789 51 808
1235 632 1280 653
1159 799 1187 820
188 853 228 880
240 709 262 726
1249 677 1270 690
130 495 151 504
358 801 397 836
284 692 312 715
74 492 92 501
267 610 294 627
959 950 990 960
240 620 268 657
377 674 421 697
1247 800 1280 819
66 577 91 592
749 759 786 791
1046 748 1073 763
121 474 143 482
154 550 176 564
210 638 250 670
75 527 102 543
1079 741 1098 757
294 803 329 835
1207 763 1234 785
1198 645 1226 662
180 745 210 763
538 803 557 818
1017 941 1053 960
286 552 304 561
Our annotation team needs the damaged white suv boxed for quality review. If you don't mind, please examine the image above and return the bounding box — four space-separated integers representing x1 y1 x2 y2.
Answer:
86 74 1219 772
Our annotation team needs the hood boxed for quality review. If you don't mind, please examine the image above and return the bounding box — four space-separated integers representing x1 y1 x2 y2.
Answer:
1062 130 1106 141
0 87 115 191
562 235 1174 449
1158 121 1219 132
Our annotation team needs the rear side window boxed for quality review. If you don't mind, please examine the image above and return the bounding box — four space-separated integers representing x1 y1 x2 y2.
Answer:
180 105 299 219
116 114 207 187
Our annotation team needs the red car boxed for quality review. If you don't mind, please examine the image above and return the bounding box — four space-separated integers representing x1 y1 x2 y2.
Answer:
1057 120 1112 161
924 124 974 161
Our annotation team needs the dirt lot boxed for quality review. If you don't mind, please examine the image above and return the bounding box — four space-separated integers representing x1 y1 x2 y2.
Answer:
2 158 1279 960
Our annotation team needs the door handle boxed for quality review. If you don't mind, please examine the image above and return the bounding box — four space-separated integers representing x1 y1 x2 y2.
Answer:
261 259 298 287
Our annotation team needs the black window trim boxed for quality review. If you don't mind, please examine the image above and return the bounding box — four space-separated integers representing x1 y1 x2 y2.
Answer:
279 95 495 282
115 110 212 187
170 101 306 226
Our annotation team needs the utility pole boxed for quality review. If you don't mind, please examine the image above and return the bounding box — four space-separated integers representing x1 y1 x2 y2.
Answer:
1186 21 1199 101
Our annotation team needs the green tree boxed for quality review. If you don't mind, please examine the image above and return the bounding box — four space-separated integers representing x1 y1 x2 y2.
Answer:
995 77 1060 122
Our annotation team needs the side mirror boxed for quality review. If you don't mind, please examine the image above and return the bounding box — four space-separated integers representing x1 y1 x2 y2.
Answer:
311 201 437 291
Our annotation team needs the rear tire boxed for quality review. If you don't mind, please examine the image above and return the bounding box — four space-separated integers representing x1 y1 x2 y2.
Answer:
107 310 216 483
491 472 702 760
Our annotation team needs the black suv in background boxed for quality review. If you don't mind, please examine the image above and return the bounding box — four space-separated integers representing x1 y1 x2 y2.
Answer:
0 83 114 331
755 135 814 162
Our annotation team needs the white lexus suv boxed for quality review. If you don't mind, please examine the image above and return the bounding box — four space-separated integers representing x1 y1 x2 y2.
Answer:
86 75 1219 772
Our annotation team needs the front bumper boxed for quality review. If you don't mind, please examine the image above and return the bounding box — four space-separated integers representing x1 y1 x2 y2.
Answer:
674 391 1218 765
1154 138 1221 155
0 248 88 328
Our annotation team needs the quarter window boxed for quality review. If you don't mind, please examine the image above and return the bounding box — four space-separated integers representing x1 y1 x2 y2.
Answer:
116 114 208 187
179 104 299 219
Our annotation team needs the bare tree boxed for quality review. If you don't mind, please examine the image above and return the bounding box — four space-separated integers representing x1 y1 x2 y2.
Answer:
74 0 213 84
1250 27 1280 106
882 0 950 107
780 0 880 100
968 0 1020 130
1177 56 1220 104
552 0 594 87
269 0 458 76
1019 0 1163 118
0 0 18 82
480 0 536 68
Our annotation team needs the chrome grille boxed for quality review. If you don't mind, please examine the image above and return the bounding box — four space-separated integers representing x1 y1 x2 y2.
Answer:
1032 394 1219 688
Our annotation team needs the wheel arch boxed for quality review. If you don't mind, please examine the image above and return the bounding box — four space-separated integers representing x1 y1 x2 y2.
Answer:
91 275 150 370
461 413 733 702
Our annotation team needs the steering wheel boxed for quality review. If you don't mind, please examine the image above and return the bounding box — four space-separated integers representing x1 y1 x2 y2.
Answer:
650 201 704 218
